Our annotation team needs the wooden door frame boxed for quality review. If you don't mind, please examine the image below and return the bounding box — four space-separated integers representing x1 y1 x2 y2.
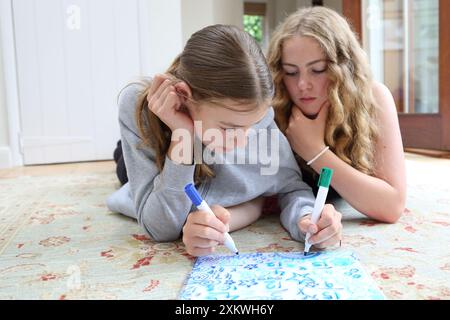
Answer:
343 0 450 151
343 0 362 42
440 0 450 151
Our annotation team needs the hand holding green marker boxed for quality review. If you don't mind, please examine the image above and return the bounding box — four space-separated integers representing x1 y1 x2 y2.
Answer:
304 167 334 255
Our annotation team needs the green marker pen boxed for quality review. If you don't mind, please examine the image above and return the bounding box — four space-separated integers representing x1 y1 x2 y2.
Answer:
304 167 334 255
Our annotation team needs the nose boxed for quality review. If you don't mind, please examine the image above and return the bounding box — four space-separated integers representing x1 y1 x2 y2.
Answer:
297 75 312 91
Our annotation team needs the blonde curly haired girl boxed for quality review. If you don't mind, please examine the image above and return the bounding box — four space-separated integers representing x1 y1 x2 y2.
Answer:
267 6 406 223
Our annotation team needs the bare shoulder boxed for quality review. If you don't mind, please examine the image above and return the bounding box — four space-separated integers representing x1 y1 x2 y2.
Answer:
370 83 405 195
370 82 403 155
372 82 394 106
371 81 390 95
371 81 398 120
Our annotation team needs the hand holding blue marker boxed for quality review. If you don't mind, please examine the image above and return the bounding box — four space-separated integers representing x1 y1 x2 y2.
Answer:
304 167 334 256
184 183 239 255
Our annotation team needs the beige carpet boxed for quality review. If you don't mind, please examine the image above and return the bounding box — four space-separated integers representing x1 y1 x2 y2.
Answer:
0 153 449 299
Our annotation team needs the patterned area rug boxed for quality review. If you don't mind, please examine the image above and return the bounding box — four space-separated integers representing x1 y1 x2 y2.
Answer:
0 154 449 299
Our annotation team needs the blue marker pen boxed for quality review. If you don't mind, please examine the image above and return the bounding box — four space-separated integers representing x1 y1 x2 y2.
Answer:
184 183 239 255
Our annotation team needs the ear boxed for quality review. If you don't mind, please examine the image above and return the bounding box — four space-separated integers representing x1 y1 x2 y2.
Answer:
174 82 192 104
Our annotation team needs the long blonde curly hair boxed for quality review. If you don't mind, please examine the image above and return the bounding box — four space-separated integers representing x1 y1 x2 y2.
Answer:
267 6 379 175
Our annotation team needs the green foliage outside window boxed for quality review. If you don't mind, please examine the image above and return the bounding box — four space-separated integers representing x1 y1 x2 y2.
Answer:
244 15 263 44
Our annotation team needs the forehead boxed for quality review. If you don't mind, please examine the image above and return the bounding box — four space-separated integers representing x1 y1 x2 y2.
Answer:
281 35 326 63
200 99 269 125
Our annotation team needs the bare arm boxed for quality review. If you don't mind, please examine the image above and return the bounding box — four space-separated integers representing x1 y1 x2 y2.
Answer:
227 197 264 232
310 82 406 222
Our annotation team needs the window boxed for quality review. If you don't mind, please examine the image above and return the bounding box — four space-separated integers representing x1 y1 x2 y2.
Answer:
243 2 267 48
363 0 439 114
352 0 450 151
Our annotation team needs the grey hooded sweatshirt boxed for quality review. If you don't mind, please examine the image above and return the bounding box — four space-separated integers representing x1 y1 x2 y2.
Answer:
106 82 315 242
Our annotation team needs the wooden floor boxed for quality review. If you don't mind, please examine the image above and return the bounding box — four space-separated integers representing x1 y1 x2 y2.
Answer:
0 160 115 179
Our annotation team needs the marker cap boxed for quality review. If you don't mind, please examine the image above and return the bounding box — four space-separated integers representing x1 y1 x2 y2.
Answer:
184 183 203 206
318 167 333 188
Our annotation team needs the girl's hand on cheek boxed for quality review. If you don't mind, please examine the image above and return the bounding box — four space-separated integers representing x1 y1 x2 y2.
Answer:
285 102 329 161
147 74 194 133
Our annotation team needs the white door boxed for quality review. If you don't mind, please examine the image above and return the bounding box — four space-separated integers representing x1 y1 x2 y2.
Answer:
12 0 144 164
